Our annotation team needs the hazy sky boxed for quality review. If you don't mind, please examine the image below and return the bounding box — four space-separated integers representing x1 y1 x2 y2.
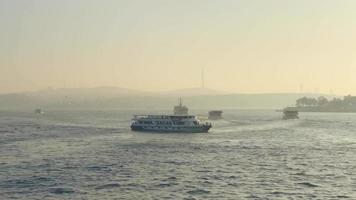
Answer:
1 0 356 94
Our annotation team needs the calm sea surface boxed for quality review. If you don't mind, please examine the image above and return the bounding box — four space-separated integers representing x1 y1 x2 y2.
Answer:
0 109 356 199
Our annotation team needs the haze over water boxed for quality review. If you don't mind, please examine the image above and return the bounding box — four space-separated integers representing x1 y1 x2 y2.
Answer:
1 0 356 94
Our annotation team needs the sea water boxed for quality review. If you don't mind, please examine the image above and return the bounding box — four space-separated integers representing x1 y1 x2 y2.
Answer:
0 110 355 199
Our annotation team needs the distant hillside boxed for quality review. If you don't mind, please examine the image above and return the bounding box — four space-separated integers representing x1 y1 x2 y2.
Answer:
162 87 227 96
27 86 150 99
0 87 338 110
0 86 150 110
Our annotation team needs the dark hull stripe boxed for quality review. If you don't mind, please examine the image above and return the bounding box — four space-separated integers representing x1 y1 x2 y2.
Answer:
131 125 211 133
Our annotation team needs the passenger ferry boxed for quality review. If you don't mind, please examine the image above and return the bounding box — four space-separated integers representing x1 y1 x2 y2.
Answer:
131 115 212 133
208 110 223 120
34 108 44 114
282 109 299 120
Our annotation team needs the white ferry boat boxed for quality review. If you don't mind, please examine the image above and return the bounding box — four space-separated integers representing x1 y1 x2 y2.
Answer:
131 115 212 133
208 110 223 120
282 107 299 120
34 108 44 114
282 110 299 120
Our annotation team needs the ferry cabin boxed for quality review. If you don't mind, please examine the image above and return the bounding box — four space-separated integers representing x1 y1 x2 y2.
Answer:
131 115 211 132
133 115 199 126
282 110 299 120
208 110 223 120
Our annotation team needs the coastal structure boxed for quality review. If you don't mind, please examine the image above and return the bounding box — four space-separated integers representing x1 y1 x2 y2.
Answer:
131 115 212 133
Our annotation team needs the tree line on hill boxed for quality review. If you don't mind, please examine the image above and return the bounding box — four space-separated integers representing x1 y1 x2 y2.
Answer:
296 95 356 108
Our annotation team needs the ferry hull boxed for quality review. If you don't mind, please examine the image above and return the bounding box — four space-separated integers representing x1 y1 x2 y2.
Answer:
131 125 211 133
208 116 223 120
283 116 299 120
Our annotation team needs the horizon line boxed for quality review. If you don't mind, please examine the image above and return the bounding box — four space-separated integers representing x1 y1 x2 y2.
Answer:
0 86 345 96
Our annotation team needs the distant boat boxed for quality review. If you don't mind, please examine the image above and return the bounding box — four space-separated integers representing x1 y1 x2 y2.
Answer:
173 98 188 115
131 115 212 133
208 110 223 120
34 109 44 114
282 109 299 120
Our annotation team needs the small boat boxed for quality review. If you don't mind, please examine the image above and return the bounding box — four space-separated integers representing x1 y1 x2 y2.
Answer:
282 109 299 120
208 110 223 120
34 108 44 114
131 115 212 133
